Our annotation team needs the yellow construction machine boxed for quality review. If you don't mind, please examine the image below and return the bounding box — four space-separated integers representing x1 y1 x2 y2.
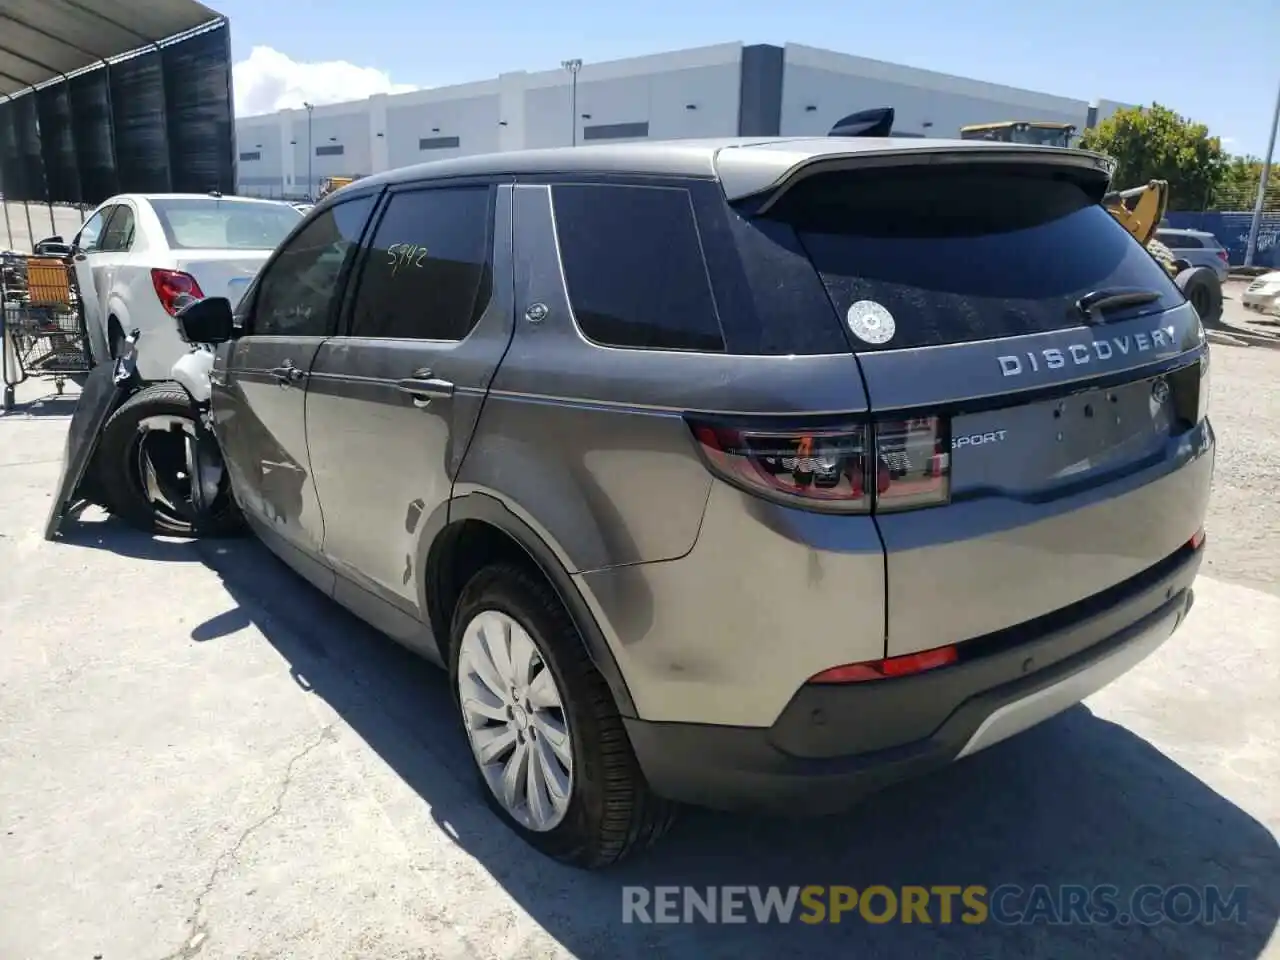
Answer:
958 120 1077 148
959 120 1223 323
317 176 356 200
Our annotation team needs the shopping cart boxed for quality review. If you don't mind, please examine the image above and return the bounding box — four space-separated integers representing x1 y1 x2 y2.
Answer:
1 252 92 411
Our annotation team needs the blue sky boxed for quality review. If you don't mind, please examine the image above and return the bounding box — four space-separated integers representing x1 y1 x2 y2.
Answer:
218 0 1278 158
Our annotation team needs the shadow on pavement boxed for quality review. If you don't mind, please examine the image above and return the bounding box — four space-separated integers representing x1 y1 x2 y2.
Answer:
0 391 79 418
65 519 1280 960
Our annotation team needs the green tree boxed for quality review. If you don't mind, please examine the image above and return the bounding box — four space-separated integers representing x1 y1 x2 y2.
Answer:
1078 103 1227 211
1212 155 1280 212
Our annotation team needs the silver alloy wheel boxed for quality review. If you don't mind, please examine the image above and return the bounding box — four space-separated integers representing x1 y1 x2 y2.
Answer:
457 610 573 832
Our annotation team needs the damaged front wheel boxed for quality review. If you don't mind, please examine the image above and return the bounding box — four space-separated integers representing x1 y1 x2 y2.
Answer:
95 382 243 537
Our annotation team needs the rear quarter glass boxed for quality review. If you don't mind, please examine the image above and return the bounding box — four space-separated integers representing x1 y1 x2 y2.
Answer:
758 165 1184 352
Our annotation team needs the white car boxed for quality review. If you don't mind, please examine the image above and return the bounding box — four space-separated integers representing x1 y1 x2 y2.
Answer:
71 194 304 380
1242 271 1280 317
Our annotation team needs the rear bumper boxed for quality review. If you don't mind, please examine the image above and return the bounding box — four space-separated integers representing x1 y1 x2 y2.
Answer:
625 541 1202 814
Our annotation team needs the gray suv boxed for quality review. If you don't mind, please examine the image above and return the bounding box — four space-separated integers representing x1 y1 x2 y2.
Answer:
202 137 1214 867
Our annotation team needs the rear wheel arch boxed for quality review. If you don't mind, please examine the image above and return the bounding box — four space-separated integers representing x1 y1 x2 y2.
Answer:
422 493 638 718
107 315 125 358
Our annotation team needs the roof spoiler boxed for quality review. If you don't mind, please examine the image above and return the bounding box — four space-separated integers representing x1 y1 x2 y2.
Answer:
827 107 895 138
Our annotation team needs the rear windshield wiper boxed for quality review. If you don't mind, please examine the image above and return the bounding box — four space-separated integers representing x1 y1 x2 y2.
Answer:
1075 287 1162 322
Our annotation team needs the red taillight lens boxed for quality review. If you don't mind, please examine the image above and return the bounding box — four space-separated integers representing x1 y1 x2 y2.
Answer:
810 644 959 683
1217 249 1229 263
151 268 205 317
1189 527 1206 550
690 422 873 512
688 415 950 514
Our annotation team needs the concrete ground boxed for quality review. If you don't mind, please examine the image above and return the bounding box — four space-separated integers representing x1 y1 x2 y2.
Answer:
0 342 1278 958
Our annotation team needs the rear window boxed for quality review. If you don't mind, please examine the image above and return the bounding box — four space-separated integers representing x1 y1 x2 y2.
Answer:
150 198 303 251
552 183 725 352
1159 231 1203 249
761 166 1183 352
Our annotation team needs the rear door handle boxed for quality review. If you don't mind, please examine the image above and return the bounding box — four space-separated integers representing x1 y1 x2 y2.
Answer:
396 371 455 407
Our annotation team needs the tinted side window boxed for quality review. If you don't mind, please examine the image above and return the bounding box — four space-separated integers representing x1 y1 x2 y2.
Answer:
552 183 724 352
100 206 135 252
76 207 112 252
251 196 373 337
1159 232 1201 249
349 186 492 340
765 166 1182 351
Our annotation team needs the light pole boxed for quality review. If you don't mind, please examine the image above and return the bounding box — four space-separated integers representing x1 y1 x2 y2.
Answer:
561 59 582 146
303 101 314 200
1244 77 1280 267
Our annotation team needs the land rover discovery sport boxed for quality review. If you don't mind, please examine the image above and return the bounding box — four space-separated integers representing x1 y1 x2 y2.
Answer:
198 136 1214 867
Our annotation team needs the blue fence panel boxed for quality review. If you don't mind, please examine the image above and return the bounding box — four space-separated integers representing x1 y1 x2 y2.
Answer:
1163 211 1280 269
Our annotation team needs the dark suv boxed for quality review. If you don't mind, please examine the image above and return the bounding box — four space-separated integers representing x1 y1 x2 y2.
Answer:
200 137 1214 867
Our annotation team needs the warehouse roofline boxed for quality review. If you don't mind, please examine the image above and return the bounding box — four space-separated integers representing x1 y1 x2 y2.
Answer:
0 0 223 97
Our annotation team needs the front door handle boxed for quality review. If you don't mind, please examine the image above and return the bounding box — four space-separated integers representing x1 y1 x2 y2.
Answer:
395 370 455 407
269 360 306 385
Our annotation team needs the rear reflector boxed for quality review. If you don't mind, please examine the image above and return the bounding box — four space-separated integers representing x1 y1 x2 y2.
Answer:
1189 527 1206 550
810 644 960 683
688 416 950 514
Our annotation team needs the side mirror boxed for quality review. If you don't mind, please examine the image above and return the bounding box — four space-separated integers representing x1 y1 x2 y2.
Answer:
176 296 235 344
33 235 72 257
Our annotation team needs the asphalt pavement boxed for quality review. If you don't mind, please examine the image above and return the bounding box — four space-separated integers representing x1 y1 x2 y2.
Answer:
0 378 1277 960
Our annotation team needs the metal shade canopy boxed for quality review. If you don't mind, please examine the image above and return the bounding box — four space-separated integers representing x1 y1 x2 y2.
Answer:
0 0 221 97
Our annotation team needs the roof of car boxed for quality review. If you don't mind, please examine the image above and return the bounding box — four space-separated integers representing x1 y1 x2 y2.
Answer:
1158 227 1216 237
110 194 296 205
352 136 1114 204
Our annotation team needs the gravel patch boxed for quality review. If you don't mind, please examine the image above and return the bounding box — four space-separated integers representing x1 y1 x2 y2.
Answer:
1201 338 1280 595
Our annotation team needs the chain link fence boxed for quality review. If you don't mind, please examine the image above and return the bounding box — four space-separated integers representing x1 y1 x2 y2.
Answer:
1199 179 1280 215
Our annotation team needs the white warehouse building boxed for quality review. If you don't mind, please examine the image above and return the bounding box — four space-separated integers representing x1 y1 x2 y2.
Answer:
234 42 1134 199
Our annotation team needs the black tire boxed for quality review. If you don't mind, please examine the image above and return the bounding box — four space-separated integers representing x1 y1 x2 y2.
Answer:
1175 266 1224 326
449 563 676 868
95 382 244 537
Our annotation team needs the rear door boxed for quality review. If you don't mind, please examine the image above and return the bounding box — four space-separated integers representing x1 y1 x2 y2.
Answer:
212 193 376 586
751 156 1213 655
304 180 512 631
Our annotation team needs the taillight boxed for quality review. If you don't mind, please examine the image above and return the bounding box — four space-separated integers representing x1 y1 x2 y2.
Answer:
809 643 959 683
1197 349 1211 423
151 268 204 316
873 417 951 512
1216 249 1229 263
687 415 950 514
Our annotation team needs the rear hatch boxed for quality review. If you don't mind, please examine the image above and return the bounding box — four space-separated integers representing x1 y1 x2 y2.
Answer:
738 150 1213 656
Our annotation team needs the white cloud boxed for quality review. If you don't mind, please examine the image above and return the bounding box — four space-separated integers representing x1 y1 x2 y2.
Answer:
232 46 417 116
